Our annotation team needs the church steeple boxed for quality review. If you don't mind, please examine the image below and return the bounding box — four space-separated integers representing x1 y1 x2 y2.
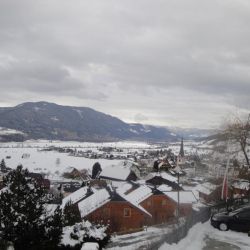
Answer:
179 138 184 157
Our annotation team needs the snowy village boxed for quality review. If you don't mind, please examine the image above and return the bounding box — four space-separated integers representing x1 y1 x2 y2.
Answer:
0 132 250 249
1 1 250 250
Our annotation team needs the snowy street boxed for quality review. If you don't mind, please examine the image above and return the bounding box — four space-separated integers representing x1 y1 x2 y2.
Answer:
159 222 250 250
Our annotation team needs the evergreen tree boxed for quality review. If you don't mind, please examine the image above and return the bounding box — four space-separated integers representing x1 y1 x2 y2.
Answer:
63 201 81 226
91 162 102 179
0 159 6 172
0 165 62 250
153 160 159 172
44 206 63 250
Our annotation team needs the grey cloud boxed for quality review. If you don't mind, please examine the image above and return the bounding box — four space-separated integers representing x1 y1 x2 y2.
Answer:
0 0 249 127
134 113 149 123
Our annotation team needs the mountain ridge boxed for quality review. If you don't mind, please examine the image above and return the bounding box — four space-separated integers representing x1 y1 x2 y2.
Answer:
0 101 178 142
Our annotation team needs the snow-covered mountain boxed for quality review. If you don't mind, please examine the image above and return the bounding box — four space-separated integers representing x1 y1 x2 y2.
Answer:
0 102 179 142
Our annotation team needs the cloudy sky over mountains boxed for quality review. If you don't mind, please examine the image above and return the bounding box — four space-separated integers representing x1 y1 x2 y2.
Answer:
0 0 249 128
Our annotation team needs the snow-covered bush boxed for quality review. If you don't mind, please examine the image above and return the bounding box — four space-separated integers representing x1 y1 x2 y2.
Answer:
60 220 110 250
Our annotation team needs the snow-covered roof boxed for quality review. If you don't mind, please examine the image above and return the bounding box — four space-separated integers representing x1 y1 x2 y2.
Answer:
232 179 250 190
158 161 168 168
61 186 89 209
117 185 152 217
196 182 218 195
119 185 152 205
145 172 177 183
162 191 197 204
0 127 24 135
157 184 173 192
114 182 133 193
78 188 111 218
100 161 136 181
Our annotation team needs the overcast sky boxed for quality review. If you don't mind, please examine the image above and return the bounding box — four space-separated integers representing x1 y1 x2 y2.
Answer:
0 0 250 128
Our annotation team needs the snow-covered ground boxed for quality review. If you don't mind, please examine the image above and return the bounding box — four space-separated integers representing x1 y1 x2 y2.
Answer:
159 221 250 250
0 139 212 177
0 140 155 150
0 140 160 177
0 147 122 175
0 127 24 135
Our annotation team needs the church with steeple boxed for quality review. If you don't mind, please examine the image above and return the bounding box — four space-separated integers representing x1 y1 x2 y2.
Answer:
179 138 184 158
178 138 185 164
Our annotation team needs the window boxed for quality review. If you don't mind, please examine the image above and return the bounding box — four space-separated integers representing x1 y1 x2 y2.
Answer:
124 208 131 217
237 211 250 219
162 200 167 206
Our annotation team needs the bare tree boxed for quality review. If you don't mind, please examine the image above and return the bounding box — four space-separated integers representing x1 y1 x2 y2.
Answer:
225 114 250 167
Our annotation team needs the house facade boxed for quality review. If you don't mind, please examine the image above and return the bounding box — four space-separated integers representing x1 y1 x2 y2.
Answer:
78 188 150 234
140 190 176 225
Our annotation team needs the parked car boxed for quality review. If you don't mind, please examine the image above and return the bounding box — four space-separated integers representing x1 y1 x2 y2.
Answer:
211 206 250 232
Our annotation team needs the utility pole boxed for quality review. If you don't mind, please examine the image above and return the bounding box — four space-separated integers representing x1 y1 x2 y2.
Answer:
176 156 181 222
175 156 181 241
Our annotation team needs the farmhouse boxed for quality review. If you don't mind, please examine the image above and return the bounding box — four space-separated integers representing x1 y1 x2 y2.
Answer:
158 189 197 216
99 161 139 182
78 187 151 234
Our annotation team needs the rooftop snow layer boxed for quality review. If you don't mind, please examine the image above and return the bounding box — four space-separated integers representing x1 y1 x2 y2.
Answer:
120 185 152 205
145 172 178 183
162 191 197 204
100 161 135 181
78 188 111 218
157 184 173 192
0 127 24 135
196 182 218 195
61 186 89 209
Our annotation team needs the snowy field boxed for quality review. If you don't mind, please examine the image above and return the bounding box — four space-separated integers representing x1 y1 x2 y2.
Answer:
0 147 123 174
0 140 159 175
0 141 142 173
0 140 210 177
159 221 250 250
0 140 156 150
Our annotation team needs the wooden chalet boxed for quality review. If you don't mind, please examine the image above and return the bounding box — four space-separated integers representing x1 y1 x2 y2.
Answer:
158 189 198 216
140 188 176 225
117 183 180 226
78 187 150 234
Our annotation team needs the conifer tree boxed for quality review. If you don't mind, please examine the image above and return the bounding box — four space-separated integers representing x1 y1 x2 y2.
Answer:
0 165 62 250
91 162 102 179
63 201 81 226
0 159 6 171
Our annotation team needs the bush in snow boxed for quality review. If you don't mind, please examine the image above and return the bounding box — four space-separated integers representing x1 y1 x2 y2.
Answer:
60 220 110 250
0 165 63 250
63 201 82 226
